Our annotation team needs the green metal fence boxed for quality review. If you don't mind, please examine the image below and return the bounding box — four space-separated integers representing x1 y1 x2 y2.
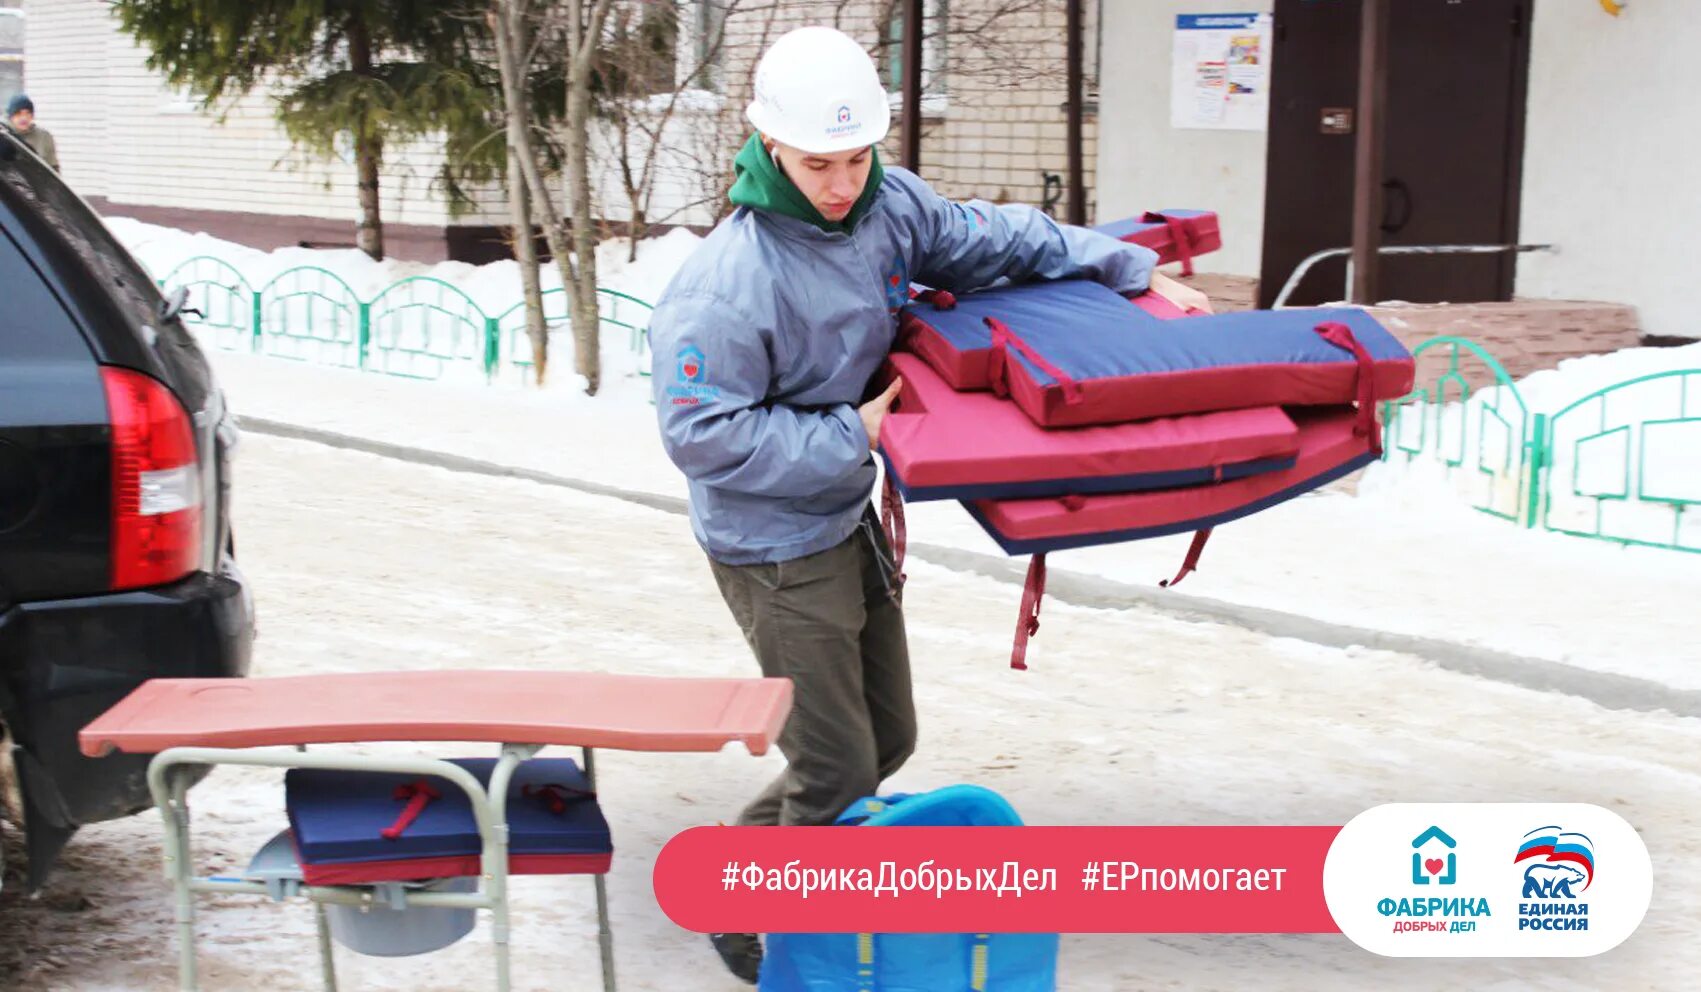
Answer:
256 266 365 369
1381 336 1699 555
493 286 657 383
160 256 257 355
1541 369 1699 553
1380 336 1534 523
368 276 492 381
157 258 655 385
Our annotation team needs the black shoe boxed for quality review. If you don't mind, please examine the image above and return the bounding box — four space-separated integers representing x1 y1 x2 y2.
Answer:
710 931 763 985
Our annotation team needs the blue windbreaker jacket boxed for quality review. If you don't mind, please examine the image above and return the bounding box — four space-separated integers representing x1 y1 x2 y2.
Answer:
649 167 1159 565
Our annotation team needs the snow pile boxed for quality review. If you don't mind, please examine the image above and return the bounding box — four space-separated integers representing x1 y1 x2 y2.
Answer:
105 216 700 310
103 215 703 395
593 227 704 305
1359 341 1701 550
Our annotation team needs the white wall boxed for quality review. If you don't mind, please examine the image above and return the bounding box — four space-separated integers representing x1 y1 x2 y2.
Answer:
23 0 113 197
1095 0 1272 277
25 0 507 236
1515 1 1697 340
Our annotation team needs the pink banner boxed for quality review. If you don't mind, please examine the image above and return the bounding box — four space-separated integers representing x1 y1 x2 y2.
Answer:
653 825 1341 934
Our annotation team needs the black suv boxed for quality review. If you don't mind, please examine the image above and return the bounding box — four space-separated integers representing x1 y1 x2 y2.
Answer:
0 128 253 890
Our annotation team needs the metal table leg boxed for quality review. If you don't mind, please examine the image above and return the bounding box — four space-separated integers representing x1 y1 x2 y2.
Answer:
585 747 617 992
148 761 201 992
486 744 535 992
315 902 339 992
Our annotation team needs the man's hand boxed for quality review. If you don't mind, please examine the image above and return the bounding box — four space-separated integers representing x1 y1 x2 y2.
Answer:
1150 272 1214 315
858 377 903 450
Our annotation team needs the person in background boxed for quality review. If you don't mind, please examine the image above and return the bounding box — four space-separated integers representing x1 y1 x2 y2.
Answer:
6 94 61 172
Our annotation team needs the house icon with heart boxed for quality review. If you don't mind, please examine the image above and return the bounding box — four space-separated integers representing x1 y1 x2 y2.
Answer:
677 345 707 384
1411 825 1458 885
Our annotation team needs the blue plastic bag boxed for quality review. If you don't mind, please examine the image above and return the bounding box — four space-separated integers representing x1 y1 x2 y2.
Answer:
759 785 1059 992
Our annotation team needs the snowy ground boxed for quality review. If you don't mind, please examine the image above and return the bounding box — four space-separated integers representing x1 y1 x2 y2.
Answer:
4 433 1699 991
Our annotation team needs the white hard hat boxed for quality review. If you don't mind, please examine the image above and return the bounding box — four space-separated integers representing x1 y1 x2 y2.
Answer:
746 26 891 155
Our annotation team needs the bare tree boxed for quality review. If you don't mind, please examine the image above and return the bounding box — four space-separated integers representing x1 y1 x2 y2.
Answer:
597 1 764 260
637 0 1061 234
676 1 789 230
490 0 612 393
491 0 573 385
495 0 1066 388
562 0 616 395
506 132 549 384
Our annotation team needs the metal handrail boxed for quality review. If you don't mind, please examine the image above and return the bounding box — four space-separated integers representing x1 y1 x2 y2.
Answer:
1272 243 1557 309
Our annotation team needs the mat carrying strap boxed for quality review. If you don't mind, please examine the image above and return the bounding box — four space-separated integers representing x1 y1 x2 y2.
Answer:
1010 555 1048 671
984 316 1084 407
881 472 907 588
1159 528 1213 589
522 782 597 815
1142 211 1197 277
381 779 441 841
1313 321 1383 456
914 288 957 310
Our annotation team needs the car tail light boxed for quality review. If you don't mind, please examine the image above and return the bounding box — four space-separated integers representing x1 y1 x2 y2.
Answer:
102 367 203 590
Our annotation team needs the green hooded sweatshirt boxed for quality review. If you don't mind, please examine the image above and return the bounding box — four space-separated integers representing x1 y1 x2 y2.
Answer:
726 133 885 234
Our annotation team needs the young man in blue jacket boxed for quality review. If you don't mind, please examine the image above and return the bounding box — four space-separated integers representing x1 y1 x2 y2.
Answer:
648 25 1206 982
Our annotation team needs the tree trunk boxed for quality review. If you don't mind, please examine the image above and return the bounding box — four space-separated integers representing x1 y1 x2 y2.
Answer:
568 78 600 395
354 135 384 261
349 16 384 261
563 0 612 396
508 141 548 386
492 1 579 320
616 109 643 264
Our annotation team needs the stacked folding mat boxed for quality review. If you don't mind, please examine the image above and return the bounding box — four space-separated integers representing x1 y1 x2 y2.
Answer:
878 264 1415 670
1093 209 1222 276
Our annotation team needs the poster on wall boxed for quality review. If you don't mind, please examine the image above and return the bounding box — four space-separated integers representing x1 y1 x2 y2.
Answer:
1171 13 1273 131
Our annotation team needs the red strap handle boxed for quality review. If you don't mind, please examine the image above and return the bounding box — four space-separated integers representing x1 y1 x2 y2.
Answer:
1142 211 1196 277
1313 321 1383 456
1010 554 1048 671
881 471 907 587
522 782 597 815
381 779 442 841
914 288 957 310
1159 528 1213 588
984 316 1083 406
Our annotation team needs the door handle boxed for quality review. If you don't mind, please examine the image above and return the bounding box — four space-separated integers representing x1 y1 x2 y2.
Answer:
1382 178 1413 234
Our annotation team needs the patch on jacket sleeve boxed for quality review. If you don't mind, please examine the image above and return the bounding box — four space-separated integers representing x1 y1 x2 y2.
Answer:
665 343 722 406
883 253 910 312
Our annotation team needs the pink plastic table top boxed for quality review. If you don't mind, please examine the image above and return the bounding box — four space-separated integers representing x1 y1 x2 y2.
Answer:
79 671 793 757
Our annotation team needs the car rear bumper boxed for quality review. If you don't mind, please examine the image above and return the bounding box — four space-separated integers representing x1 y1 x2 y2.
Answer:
0 558 254 830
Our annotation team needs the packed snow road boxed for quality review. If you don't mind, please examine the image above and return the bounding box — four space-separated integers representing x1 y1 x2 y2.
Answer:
3 434 1696 991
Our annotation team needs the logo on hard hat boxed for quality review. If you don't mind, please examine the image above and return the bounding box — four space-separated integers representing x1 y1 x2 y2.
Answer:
826 103 862 139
